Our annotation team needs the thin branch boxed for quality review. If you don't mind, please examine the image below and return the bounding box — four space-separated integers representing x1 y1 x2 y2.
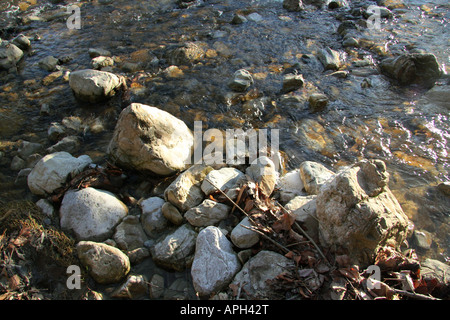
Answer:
241 224 290 254
393 289 441 301
276 201 331 267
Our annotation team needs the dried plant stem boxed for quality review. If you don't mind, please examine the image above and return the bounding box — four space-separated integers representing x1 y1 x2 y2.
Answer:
392 289 441 301
276 201 331 267
242 225 290 254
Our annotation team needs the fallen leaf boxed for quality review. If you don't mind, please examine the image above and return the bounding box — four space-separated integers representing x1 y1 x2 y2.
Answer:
272 212 295 232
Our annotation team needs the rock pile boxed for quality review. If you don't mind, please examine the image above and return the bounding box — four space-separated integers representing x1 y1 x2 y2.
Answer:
23 102 444 300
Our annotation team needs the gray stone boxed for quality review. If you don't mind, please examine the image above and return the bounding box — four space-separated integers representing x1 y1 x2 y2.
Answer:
149 274 165 299
185 199 231 227
283 0 304 12
245 156 278 197
69 69 125 103
60 187 128 241
113 215 148 251
230 217 260 249
18 141 43 159
36 199 55 217
228 69 253 92
0 42 23 70
38 56 59 72
201 167 245 197
230 250 295 299
278 169 305 203
88 48 112 58
27 151 92 196
151 224 197 271
77 241 130 284
12 34 31 51
285 195 318 241
299 161 335 195
309 93 329 112
91 56 114 70
165 164 213 212
108 103 194 176
161 202 184 226
191 226 241 297
111 274 148 299
282 73 304 93
380 53 442 87
317 47 342 71
140 197 168 238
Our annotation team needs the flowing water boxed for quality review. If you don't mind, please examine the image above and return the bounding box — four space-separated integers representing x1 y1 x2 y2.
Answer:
0 0 449 298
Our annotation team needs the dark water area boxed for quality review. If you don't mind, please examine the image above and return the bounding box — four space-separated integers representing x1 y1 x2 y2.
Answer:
0 0 449 299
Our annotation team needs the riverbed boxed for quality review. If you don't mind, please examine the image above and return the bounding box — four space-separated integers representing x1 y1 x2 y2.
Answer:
0 0 449 299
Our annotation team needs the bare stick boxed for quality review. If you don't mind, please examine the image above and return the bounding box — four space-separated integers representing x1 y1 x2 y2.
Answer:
276 201 331 266
393 289 441 301
242 225 290 254
204 178 258 225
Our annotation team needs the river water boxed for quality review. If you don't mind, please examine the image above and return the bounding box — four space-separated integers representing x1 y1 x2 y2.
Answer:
0 0 449 298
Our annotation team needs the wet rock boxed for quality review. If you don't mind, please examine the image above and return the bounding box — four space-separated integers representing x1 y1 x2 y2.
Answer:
309 93 329 112
363 6 393 19
165 164 213 212
88 48 112 58
60 187 128 241
437 182 450 196
191 226 241 297
317 47 342 71
201 167 245 197
127 247 150 265
27 151 92 196
140 196 168 239
299 161 335 195
12 34 31 51
151 224 197 271
230 217 259 249
149 274 165 298
47 122 66 142
69 69 125 103
283 0 304 12
108 103 194 176
247 13 263 22
38 56 59 72
412 230 432 251
165 42 205 65
91 56 114 70
326 0 349 9
36 198 55 217
424 84 450 109
10 156 26 171
111 274 148 299
0 42 23 70
77 241 130 285
185 199 231 227
161 202 184 226
228 69 253 92
281 73 304 93
316 159 410 266
377 0 405 10
47 135 80 154
231 13 247 25
246 156 278 197
113 215 148 251
380 53 442 87
231 250 295 299
285 195 318 241
278 169 305 203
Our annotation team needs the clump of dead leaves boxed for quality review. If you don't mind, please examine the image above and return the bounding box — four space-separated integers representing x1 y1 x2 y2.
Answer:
209 178 445 300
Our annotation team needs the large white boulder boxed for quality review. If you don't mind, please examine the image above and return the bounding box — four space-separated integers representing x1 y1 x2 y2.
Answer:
107 103 194 175
27 151 92 196
316 159 410 266
60 187 128 241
